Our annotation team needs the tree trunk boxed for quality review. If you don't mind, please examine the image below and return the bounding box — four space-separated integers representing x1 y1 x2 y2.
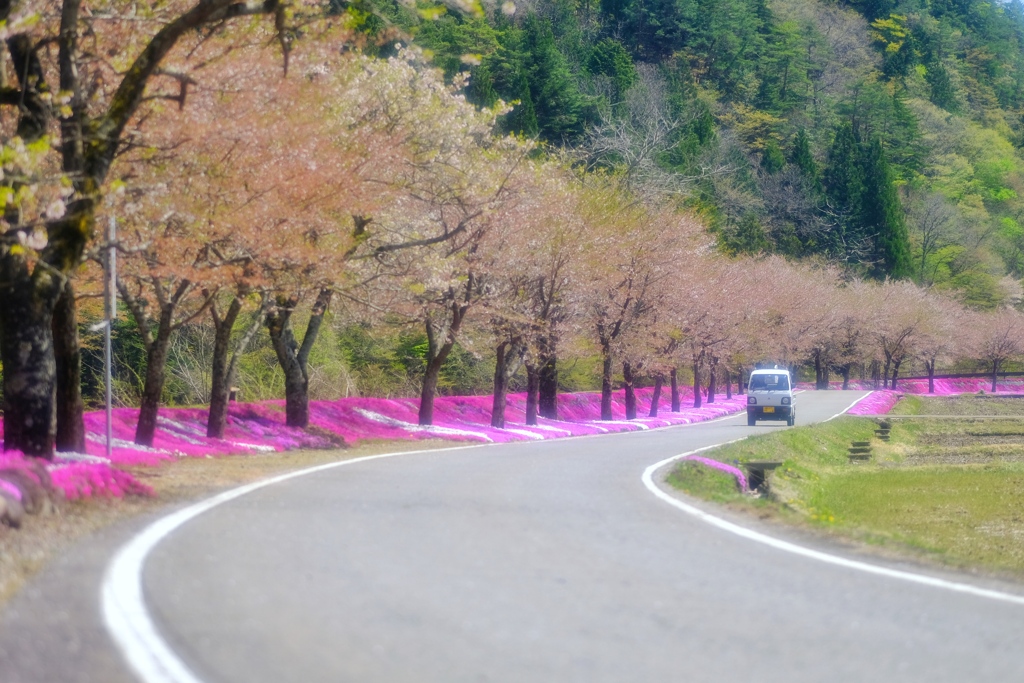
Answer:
135 320 173 447
623 361 636 420
0 274 61 457
725 370 732 399
419 354 445 426
418 287 472 426
538 351 558 420
649 374 663 417
268 289 332 429
841 365 851 390
208 297 242 439
890 358 902 391
206 294 268 438
707 360 718 404
491 341 509 429
882 354 892 389
926 359 935 394
692 358 702 409
670 368 680 411
992 360 1000 393
871 360 880 389
53 281 85 452
525 363 540 426
600 346 614 420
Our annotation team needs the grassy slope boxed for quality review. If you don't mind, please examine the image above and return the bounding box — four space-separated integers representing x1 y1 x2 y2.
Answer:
668 396 1024 577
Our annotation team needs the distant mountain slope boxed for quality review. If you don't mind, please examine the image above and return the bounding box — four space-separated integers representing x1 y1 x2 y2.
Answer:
381 0 1024 305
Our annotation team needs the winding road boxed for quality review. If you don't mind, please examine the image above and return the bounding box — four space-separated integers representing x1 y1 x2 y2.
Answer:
3 389 1024 682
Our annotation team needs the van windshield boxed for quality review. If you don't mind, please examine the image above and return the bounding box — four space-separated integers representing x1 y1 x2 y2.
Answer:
750 374 790 391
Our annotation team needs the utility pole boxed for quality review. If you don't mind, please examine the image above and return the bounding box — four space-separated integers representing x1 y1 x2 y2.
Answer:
104 216 117 459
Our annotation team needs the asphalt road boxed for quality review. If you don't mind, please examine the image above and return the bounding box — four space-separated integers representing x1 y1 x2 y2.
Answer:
4 390 1024 683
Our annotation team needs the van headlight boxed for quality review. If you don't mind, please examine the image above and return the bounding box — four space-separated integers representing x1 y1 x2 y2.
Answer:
747 396 757 405
782 397 791 405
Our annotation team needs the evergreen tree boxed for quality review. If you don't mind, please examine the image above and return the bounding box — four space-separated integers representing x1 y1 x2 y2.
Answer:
789 129 819 190
521 15 589 142
858 138 913 278
823 123 861 211
589 38 637 99
761 140 786 174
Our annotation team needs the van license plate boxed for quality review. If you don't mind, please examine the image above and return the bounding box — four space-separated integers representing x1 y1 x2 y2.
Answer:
763 406 774 413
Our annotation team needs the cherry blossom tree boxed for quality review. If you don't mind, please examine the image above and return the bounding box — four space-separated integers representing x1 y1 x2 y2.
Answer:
343 51 533 426
0 2 338 456
969 310 1024 393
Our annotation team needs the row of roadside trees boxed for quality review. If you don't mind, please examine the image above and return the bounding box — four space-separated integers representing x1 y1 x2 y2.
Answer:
1 3 1020 459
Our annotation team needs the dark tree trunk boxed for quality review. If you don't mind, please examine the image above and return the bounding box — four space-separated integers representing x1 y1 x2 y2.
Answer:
525 364 540 426
670 368 680 411
53 281 85 452
890 358 902 391
267 289 332 429
418 282 473 426
538 352 558 420
882 355 892 389
813 350 830 390
992 360 1000 393
707 360 718 404
135 318 174 447
623 361 637 420
692 358 702 409
491 342 509 428
0 273 61 457
600 346 614 420
122 278 209 446
871 360 880 389
208 297 242 439
207 294 268 438
649 374 664 417
725 370 732 399
841 365 852 390
926 360 935 393
419 354 446 426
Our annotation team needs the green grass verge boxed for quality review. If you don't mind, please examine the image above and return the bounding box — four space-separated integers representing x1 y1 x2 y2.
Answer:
667 396 1024 577
665 461 742 502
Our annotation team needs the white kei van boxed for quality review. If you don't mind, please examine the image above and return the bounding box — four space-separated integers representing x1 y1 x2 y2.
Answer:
746 368 795 426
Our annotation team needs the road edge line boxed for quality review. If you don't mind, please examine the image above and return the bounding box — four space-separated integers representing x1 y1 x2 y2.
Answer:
642 427 1024 608
101 445 481 683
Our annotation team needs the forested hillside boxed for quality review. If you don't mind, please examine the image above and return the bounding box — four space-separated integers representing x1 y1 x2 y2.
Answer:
391 0 1024 304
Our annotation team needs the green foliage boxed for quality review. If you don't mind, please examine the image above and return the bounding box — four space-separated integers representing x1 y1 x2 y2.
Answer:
588 38 637 99
666 460 745 502
859 137 913 278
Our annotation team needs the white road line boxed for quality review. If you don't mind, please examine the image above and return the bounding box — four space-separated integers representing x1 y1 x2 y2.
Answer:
106 391 1020 683
824 391 873 421
101 445 479 683
103 407 754 683
642 413 1024 607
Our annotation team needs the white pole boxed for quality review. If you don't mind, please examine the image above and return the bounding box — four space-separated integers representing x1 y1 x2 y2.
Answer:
105 216 116 459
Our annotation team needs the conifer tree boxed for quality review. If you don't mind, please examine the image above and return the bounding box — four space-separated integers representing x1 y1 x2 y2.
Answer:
789 129 819 190
859 138 913 279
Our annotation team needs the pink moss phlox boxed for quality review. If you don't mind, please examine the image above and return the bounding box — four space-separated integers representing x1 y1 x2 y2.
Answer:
846 390 902 415
0 477 22 502
0 386 749 502
684 456 749 491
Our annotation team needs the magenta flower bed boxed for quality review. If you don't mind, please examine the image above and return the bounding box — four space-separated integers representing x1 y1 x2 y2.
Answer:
683 456 749 491
0 387 749 503
846 390 902 415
